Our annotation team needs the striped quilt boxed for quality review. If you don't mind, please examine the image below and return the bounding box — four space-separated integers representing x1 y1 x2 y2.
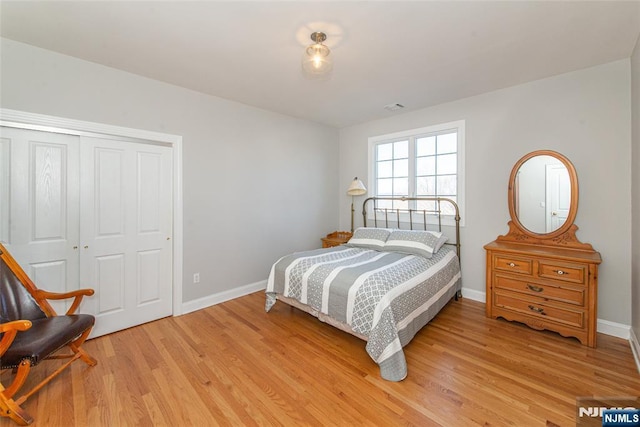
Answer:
265 245 461 381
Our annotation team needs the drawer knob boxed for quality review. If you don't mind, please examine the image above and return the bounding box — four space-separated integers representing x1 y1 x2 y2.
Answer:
527 284 544 293
554 270 565 275
507 262 517 267
528 305 546 315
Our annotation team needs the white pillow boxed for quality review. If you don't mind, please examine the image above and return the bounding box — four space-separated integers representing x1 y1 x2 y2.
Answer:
383 230 448 258
346 227 391 250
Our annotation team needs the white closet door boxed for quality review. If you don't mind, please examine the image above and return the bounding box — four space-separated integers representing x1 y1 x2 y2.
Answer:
80 136 173 337
0 127 80 315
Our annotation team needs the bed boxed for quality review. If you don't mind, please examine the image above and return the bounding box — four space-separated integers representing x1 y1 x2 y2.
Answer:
265 196 462 381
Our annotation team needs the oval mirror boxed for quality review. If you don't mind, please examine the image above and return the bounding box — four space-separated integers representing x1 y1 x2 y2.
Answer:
508 150 578 238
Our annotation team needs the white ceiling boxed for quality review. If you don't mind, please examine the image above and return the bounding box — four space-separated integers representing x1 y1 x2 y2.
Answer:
1 1 639 128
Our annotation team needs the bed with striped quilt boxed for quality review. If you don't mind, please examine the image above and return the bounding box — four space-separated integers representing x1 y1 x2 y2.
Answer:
265 244 461 381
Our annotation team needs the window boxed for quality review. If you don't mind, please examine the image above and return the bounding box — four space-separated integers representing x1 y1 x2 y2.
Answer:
368 120 465 225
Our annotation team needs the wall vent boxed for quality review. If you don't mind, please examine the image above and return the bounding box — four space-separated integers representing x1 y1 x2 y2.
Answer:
384 103 405 111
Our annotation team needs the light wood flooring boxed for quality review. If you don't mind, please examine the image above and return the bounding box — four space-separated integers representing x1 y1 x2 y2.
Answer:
2 292 639 426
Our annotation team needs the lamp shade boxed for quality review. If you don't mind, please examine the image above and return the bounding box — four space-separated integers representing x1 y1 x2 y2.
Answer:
302 32 333 78
347 177 367 196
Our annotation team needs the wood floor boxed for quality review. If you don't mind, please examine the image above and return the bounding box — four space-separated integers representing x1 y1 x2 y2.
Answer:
2 292 639 426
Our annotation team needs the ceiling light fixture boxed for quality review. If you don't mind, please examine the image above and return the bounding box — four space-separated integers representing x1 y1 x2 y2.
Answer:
302 31 333 79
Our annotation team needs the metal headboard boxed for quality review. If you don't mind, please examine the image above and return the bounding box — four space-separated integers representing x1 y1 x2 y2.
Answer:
361 196 461 262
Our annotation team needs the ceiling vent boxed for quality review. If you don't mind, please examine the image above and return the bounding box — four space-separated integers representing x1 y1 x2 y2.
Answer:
384 103 405 112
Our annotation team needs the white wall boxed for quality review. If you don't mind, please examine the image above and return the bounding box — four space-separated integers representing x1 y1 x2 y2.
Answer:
339 60 632 327
0 38 340 304
631 37 640 351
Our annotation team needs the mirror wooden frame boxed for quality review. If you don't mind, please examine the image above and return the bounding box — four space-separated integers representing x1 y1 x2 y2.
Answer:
509 150 578 238
499 150 593 250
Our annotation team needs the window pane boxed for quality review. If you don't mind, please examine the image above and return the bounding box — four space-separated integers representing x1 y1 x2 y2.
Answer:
378 178 392 195
394 159 408 177
394 200 409 210
416 176 435 195
377 160 393 178
377 143 393 161
376 199 392 210
394 177 408 195
416 200 437 212
437 175 457 195
416 136 436 156
416 156 435 175
437 132 457 154
437 153 457 175
440 196 457 215
394 140 408 158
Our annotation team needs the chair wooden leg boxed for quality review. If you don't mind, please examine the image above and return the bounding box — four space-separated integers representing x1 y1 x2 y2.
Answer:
69 328 98 367
0 382 33 426
3 361 31 399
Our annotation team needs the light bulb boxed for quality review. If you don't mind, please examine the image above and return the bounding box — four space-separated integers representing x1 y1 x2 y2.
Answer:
313 55 322 69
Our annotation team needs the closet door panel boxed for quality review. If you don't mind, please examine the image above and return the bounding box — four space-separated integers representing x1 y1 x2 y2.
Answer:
138 152 161 233
95 253 125 314
137 249 161 304
135 147 173 311
95 148 125 237
134 144 173 318
81 137 172 337
32 142 68 240
0 127 80 314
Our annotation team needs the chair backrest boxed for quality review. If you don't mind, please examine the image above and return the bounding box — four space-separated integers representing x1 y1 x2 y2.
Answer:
0 248 47 324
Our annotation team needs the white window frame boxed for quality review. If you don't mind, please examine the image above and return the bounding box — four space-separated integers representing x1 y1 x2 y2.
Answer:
367 120 465 227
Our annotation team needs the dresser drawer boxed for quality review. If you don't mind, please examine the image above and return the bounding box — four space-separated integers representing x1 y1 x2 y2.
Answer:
493 255 533 275
493 291 585 329
537 260 586 285
494 275 586 306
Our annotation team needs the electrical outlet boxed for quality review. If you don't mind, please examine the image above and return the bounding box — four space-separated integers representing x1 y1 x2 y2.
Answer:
193 273 200 284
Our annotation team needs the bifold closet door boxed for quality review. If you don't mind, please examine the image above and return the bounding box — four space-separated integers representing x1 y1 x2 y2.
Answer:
0 127 80 315
80 136 173 338
0 127 173 337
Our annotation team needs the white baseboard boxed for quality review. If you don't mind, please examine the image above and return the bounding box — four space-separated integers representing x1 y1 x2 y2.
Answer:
180 280 267 315
596 319 630 340
460 287 486 303
459 287 631 340
630 328 640 374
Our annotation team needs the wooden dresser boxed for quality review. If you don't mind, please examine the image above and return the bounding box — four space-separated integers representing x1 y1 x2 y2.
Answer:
485 235 601 347
486 150 601 347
